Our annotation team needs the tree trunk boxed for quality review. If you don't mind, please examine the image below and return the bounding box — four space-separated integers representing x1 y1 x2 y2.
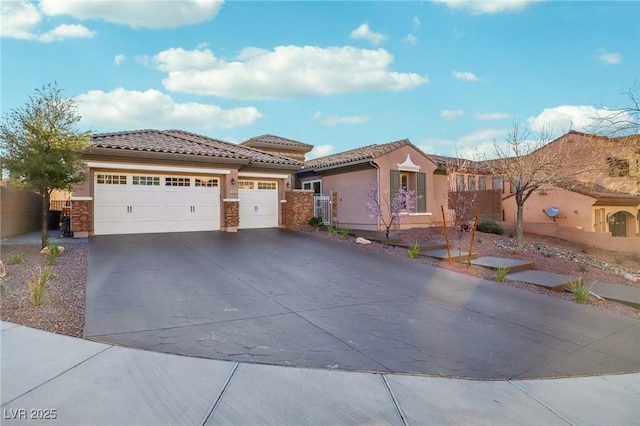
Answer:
516 201 525 250
41 191 50 248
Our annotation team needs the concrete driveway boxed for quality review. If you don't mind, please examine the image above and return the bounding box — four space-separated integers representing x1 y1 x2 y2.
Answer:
85 229 639 379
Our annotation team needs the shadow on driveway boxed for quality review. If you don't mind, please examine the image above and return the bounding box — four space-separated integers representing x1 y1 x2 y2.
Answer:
85 229 639 379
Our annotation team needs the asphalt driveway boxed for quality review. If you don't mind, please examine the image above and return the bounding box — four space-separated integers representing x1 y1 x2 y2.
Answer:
85 229 639 379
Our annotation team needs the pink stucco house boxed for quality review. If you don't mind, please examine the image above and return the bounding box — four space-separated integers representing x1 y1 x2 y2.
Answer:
294 139 448 231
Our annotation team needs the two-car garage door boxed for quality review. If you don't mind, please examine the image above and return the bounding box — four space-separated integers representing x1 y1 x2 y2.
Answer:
93 173 280 235
94 173 220 235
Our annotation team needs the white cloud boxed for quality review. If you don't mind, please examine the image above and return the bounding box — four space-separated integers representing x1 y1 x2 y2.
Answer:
526 105 614 134
158 46 428 100
38 23 94 42
154 47 220 71
114 54 125 65
314 112 369 126
412 16 421 29
595 49 621 65
474 112 511 120
39 0 224 29
349 23 387 45
75 88 261 130
403 34 418 45
434 0 539 15
452 70 481 82
440 109 464 120
1 0 94 42
306 144 336 160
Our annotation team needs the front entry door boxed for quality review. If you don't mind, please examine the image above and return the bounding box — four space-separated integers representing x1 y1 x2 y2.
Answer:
610 212 627 237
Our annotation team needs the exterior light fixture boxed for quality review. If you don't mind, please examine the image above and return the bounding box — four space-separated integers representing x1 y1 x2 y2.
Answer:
231 178 236 185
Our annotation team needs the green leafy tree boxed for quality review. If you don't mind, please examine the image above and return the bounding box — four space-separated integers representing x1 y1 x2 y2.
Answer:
0 83 91 247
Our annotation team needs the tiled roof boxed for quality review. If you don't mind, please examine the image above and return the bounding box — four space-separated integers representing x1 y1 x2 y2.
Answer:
556 180 640 201
241 134 313 151
91 129 300 166
303 139 414 170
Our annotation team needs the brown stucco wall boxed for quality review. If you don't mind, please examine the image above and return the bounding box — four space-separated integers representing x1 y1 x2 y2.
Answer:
322 168 377 230
0 186 42 238
283 190 314 230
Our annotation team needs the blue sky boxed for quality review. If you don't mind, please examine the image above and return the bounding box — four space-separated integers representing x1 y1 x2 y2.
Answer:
2 0 639 159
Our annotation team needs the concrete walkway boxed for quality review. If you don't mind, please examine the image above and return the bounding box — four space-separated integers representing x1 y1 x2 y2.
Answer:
2 321 638 426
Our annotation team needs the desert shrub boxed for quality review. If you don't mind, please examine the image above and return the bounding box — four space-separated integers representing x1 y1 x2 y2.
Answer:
407 241 421 260
570 280 592 304
8 253 25 265
327 225 335 235
308 217 323 230
341 228 349 240
44 240 62 266
27 265 52 307
476 218 504 235
495 266 510 282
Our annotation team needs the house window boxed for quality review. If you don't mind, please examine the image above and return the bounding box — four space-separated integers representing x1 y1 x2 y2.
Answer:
96 174 127 185
492 177 503 191
257 181 277 190
165 177 190 187
195 178 218 187
478 176 486 190
303 180 322 195
468 176 476 191
390 170 426 213
132 176 160 186
606 157 629 177
456 175 465 192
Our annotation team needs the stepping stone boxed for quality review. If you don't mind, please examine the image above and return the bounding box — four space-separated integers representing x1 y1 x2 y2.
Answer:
590 282 640 309
422 249 478 262
393 240 448 250
469 257 535 273
506 270 579 292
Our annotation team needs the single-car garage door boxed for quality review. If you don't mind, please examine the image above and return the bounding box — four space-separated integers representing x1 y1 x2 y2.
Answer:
94 173 220 235
238 180 279 229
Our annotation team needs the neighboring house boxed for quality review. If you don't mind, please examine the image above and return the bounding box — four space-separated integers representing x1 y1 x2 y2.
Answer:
442 131 640 239
295 139 448 231
70 129 301 237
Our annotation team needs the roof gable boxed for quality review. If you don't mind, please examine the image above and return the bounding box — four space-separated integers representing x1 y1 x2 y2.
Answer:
241 134 313 152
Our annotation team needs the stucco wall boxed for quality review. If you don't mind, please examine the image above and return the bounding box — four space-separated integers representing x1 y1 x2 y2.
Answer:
322 169 378 230
502 187 596 231
0 186 42 238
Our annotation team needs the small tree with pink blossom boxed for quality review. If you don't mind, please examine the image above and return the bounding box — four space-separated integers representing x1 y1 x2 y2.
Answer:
366 183 417 242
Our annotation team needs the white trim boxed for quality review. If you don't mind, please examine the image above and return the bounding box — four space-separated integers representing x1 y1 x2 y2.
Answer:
238 172 289 179
408 212 433 216
397 154 421 172
280 200 287 203
87 161 231 175
223 198 240 202
70 196 93 201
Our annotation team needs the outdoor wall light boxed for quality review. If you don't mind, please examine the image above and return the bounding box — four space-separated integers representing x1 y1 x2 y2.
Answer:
231 178 236 185
286 182 290 188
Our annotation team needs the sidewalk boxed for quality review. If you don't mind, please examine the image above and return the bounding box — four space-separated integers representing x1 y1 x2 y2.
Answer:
2 321 638 425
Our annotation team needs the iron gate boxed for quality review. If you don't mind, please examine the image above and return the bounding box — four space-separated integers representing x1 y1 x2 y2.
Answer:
314 195 331 225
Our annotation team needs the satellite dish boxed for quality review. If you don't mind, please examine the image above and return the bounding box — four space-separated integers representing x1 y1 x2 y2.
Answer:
544 207 560 221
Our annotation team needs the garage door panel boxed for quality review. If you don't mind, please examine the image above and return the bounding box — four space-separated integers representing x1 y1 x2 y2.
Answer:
238 181 278 229
94 173 220 235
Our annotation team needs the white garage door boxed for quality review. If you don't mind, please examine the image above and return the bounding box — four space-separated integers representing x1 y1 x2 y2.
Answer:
238 180 279 229
94 173 220 235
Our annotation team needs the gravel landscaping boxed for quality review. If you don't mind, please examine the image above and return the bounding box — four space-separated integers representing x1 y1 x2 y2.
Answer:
1 228 638 339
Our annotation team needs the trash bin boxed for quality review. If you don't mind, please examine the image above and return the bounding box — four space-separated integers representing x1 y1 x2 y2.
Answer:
48 210 61 230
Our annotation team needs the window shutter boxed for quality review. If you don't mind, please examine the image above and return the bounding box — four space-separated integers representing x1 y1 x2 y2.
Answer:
390 170 400 202
417 172 426 213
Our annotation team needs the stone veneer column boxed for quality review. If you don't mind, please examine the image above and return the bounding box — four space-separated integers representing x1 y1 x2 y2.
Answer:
71 198 91 238
223 199 239 232
283 190 314 230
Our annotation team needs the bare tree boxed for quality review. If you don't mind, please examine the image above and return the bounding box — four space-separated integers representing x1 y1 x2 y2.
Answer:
445 157 479 253
366 183 417 242
590 86 640 143
483 124 597 250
